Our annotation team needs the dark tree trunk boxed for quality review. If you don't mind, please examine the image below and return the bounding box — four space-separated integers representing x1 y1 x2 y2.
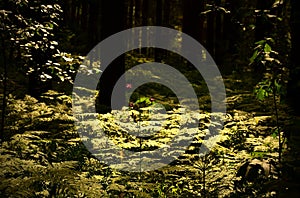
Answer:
81 1 88 30
87 0 101 50
182 0 203 43
287 0 300 115
182 0 205 70
214 0 224 66
154 0 163 62
222 0 239 73
163 0 171 27
135 0 142 26
127 0 134 28
142 0 149 26
141 0 149 55
206 9 216 59
97 0 125 113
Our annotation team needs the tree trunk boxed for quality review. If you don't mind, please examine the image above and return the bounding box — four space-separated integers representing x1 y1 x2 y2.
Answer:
163 0 171 27
214 0 224 66
287 0 300 115
97 0 125 113
154 0 163 62
206 9 215 59
182 0 204 70
182 0 203 43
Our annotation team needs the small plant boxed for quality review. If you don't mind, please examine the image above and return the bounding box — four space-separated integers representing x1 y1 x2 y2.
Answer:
129 96 155 111
250 38 287 163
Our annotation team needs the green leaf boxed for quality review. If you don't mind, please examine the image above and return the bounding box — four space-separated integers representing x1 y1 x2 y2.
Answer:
255 40 265 46
250 50 258 63
256 88 267 100
48 22 54 29
264 43 272 53
274 80 281 94
272 128 279 138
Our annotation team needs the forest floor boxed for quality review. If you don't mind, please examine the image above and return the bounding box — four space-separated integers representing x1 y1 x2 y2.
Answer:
0 74 299 197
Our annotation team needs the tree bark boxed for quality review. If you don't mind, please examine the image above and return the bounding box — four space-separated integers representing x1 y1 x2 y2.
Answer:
154 0 163 62
97 0 125 113
287 0 300 115
182 0 203 43
182 0 204 69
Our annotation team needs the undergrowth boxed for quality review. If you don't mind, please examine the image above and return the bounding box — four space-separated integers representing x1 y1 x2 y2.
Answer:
0 86 290 197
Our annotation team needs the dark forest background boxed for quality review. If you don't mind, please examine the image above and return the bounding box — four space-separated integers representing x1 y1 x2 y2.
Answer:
1 0 300 197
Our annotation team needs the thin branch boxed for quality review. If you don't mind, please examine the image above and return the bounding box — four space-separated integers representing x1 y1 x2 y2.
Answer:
272 85 281 164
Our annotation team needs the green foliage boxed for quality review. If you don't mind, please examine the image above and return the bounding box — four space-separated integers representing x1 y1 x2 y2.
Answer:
0 0 293 196
1 88 286 197
0 0 81 88
255 80 273 101
4 92 74 139
251 36 288 164
130 96 154 110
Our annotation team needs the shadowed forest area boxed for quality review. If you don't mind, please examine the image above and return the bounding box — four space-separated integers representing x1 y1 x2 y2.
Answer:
1 0 300 197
